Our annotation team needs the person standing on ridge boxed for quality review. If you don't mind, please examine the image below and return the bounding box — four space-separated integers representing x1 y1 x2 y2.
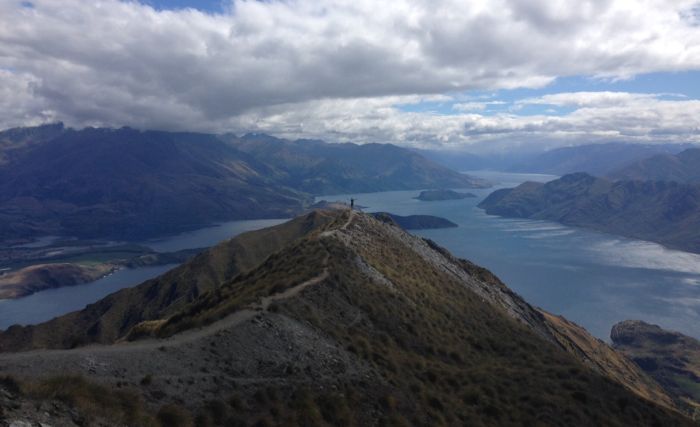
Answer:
350 198 355 210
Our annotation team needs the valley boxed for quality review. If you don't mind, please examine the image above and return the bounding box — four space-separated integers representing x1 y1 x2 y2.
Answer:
3 172 699 345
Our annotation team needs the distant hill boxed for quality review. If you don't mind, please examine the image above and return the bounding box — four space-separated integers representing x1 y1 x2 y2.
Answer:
0 210 688 425
509 143 692 176
228 133 490 195
0 127 307 241
0 125 488 242
609 148 700 183
612 320 700 416
478 173 700 253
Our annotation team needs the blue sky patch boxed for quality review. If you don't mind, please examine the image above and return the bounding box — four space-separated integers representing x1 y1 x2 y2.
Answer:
137 0 225 13
397 71 700 117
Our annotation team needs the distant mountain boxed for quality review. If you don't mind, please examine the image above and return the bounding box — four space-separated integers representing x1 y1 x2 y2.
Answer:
0 122 66 166
609 148 700 183
0 125 488 242
412 148 489 171
478 173 700 253
509 143 692 176
612 320 700 416
0 127 307 241
228 133 490 195
414 148 536 172
0 210 687 424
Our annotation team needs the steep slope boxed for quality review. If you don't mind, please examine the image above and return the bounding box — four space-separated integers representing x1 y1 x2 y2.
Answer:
509 143 691 176
0 211 337 350
610 148 700 184
479 173 700 253
0 210 689 426
0 127 308 241
227 133 490 194
612 320 700 418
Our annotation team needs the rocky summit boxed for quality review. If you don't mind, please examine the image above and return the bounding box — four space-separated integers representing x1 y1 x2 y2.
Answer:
0 210 693 426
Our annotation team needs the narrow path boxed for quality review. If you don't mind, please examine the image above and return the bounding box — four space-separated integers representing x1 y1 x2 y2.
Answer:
254 269 329 311
0 269 332 361
341 209 356 230
321 209 355 238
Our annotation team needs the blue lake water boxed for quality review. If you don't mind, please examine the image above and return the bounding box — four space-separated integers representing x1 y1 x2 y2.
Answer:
0 218 287 330
1 171 699 341
320 171 700 341
0 265 176 329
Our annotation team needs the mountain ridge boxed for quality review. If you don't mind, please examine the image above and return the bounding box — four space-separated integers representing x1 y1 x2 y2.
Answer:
609 148 700 183
0 124 487 243
508 143 693 176
0 209 690 425
478 173 700 254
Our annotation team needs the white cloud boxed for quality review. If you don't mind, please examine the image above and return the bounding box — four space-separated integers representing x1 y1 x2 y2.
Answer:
0 0 699 148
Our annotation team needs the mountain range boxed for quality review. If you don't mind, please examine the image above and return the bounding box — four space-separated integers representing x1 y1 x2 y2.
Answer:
227 133 489 194
478 172 700 254
609 148 700 184
0 209 692 425
0 124 486 242
508 143 693 176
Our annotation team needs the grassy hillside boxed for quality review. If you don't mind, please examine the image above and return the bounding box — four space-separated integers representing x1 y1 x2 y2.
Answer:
0 210 693 425
0 211 337 350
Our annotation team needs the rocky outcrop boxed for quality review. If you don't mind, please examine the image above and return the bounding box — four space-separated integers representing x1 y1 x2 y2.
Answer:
612 320 700 418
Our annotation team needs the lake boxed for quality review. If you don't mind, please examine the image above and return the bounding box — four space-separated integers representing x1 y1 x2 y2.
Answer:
1 171 698 341
321 171 700 341
0 218 287 330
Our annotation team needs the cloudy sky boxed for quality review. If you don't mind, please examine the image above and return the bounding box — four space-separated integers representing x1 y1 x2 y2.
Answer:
1 0 700 152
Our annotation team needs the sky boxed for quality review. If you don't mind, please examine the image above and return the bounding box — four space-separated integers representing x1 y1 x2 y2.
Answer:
1 0 700 152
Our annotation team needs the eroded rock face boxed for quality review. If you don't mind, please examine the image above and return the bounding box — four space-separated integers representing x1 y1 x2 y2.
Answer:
612 320 700 417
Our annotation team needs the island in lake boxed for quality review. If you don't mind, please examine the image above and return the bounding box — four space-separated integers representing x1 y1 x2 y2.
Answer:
414 189 477 201
371 212 458 229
